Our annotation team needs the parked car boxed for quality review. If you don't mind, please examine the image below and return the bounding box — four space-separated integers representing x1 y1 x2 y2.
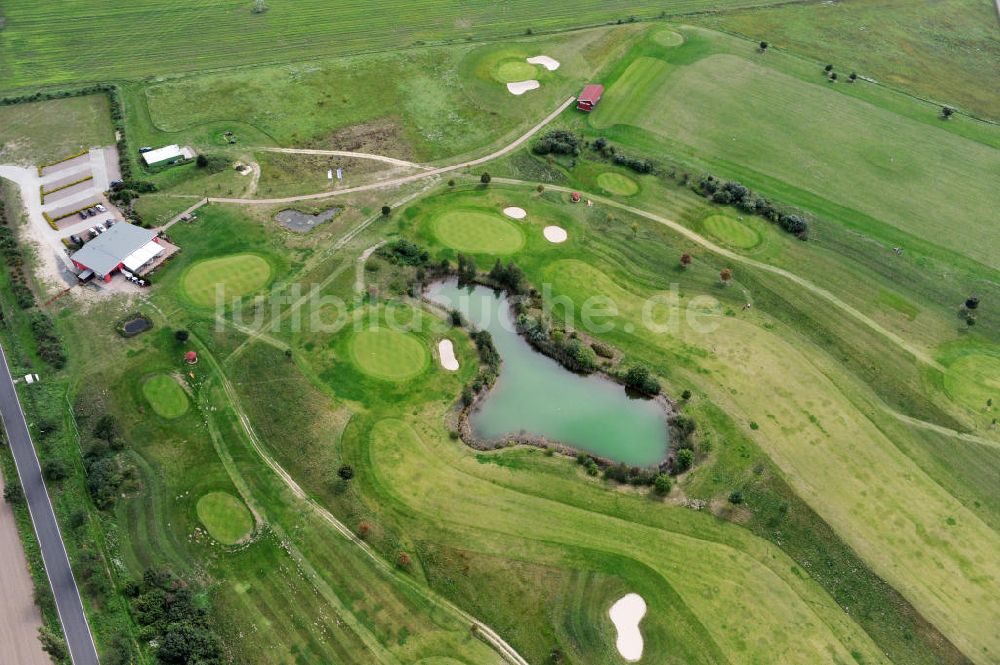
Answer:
139 146 153 153
69 234 82 244
95 203 107 213
89 227 99 239
95 225 105 234
105 219 115 229
88 207 99 215
79 211 89 220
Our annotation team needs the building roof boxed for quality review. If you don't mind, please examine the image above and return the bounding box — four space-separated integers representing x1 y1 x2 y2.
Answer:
71 222 157 276
142 144 184 166
122 241 163 272
578 84 604 104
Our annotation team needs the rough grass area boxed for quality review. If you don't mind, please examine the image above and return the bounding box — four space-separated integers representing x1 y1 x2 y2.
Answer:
195 492 253 545
695 0 1000 121
702 214 760 249
182 253 273 307
0 0 792 90
431 209 525 254
349 328 429 381
0 94 113 166
141 374 190 419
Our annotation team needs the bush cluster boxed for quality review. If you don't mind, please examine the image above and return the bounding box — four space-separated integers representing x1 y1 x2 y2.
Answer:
74 401 137 510
531 130 582 156
697 175 809 239
487 259 525 294
591 138 654 174
126 569 222 665
378 239 429 266
622 365 660 395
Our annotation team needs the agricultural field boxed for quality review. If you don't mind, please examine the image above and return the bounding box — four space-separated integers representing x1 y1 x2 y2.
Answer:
0 6 998 665
0 0 793 91
0 94 114 166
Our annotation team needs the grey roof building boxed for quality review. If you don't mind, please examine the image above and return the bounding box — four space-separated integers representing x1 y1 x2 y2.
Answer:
70 222 159 279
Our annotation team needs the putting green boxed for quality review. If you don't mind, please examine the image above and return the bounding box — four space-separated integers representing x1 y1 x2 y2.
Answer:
597 172 639 196
495 61 537 83
431 209 524 254
142 374 189 419
703 215 761 249
196 492 254 545
943 354 1000 411
182 253 272 307
653 29 684 47
350 328 429 381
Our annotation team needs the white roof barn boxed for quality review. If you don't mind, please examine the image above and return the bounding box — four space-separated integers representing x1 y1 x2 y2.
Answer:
142 145 186 167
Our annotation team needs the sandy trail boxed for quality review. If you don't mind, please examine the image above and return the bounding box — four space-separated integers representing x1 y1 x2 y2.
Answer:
255 147 431 170
0 473 50 665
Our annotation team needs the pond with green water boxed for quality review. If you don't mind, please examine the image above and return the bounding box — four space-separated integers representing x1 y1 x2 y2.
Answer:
427 280 668 466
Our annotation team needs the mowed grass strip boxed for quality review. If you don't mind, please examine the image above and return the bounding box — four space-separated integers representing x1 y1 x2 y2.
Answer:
702 214 760 249
495 60 538 83
182 253 272 307
593 51 1000 269
431 209 525 254
195 492 254 545
596 172 640 196
141 374 190 419
350 329 429 381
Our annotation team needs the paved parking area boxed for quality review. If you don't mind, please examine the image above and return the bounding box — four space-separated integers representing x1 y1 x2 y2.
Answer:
40 153 90 177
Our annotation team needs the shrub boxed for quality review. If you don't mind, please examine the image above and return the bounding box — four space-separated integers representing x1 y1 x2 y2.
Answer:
378 239 429 266
674 448 694 473
43 459 70 482
654 474 672 495
532 130 582 156
337 465 354 481
729 490 744 505
623 365 660 395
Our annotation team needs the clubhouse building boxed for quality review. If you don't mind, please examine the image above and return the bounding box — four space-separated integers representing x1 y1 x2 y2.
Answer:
71 222 164 282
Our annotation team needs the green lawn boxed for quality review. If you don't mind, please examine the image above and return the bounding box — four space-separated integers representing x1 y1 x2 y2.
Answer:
349 328 430 381
195 492 254 545
141 374 190 419
701 214 760 249
182 253 273 307
430 209 525 254
595 172 639 196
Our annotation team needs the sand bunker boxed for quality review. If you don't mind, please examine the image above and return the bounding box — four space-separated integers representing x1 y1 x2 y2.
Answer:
609 593 646 662
543 226 568 243
438 340 459 371
503 206 527 220
507 80 540 96
527 55 560 71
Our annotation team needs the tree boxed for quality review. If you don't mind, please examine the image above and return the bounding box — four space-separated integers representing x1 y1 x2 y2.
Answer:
728 490 744 505
175 329 189 342
338 465 354 481
448 179 456 188
680 252 692 269
675 448 694 473
941 106 955 119
965 296 980 310
43 459 70 482
3 481 23 504
824 64 834 73
397 551 412 568
758 41 769 53
654 474 672 495
720 268 733 285
681 389 692 400
623 365 660 395
849 72 857 82
195 154 208 168
829 72 838 82
357 521 372 538
381 205 391 217
480 172 492 185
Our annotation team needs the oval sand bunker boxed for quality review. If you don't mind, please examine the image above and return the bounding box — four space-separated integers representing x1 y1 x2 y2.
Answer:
438 339 459 371
527 55 560 71
543 226 568 243
503 206 527 220
507 80 540 95
609 593 647 661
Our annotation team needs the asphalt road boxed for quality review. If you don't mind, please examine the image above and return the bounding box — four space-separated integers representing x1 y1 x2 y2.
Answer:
0 344 99 665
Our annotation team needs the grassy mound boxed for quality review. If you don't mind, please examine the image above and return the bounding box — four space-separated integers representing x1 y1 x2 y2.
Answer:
653 29 684 47
182 253 272 307
943 353 1000 411
702 215 761 249
142 374 189 419
596 172 639 196
495 60 537 83
196 492 253 545
431 209 524 254
350 328 429 381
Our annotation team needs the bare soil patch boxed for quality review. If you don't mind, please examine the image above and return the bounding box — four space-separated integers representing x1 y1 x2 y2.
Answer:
308 117 414 161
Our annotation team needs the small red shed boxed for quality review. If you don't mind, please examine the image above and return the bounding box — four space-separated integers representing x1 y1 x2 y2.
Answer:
571 192 581 203
184 351 198 365
577 84 604 112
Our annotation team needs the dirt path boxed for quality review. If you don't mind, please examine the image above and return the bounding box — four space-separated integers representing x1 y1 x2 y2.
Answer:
206 97 576 206
0 473 50 665
255 147 432 171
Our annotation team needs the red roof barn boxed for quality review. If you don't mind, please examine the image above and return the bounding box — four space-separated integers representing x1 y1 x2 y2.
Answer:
577 84 604 112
